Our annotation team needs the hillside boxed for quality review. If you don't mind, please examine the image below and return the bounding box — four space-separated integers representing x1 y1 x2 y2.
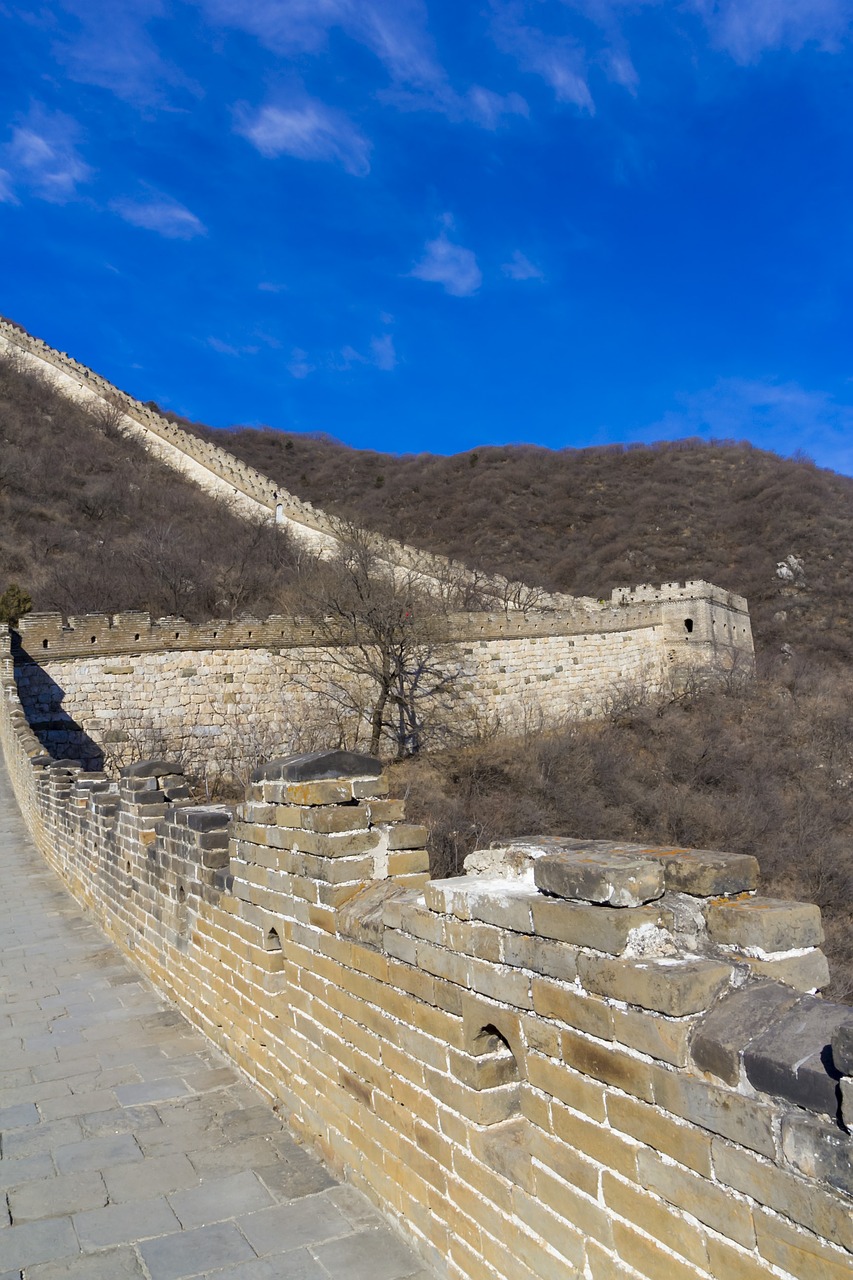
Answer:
0 351 301 622
180 421 853 667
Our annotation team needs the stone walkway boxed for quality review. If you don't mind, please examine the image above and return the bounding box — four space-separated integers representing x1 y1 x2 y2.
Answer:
0 758 435 1280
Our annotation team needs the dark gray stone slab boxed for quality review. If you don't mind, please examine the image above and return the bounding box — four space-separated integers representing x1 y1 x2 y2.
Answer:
251 750 381 783
832 1022 853 1076
691 980 803 1085
781 1113 853 1196
168 1171 273 1228
314 1228 426 1280
744 996 853 1116
237 1198 351 1254
121 761 182 779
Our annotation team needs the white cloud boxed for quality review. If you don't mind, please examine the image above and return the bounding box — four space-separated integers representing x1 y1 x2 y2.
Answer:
111 194 206 238
646 376 853 473
490 2 594 111
688 0 853 63
0 169 18 204
207 336 240 356
410 232 482 297
502 250 544 281
465 86 529 128
236 101 371 176
3 105 93 203
288 348 315 378
370 333 397 370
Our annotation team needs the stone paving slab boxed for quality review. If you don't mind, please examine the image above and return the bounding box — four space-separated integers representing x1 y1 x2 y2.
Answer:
0 754 437 1280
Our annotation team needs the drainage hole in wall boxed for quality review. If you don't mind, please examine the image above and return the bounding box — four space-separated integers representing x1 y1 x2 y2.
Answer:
42 639 49 649
265 927 282 952
177 884 186 904
684 618 694 633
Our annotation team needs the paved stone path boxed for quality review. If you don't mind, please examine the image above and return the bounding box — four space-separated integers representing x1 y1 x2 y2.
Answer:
0 758 435 1280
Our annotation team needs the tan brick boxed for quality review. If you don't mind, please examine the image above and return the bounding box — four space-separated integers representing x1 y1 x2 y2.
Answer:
637 1147 755 1247
501 932 578 981
606 1094 712 1178
704 1236 782 1280
451 1146 514 1213
603 1172 709 1271
443 918 502 963
512 1186 587 1270
365 798 406 823
713 1139 853 1253
528 1127 599 1199
300 805 371 833
610 1220 708 1280
535 1163 614 1248
527 1053 607 1123
754 1207 853 1280
470 1117 534 1191
560 1028 654 1102
417 941 469 986
352 776 389 798
466 957 533 1009
611 1005 692 1067
652 1067 776 1158
551 1101 638 1179
532 978 615 1040
532 898 673 954
282 779 354 805
744 949 831 992
578 954 733 1016
585 1239 642 1280
449 1046 519 1091
705 896 823 952
387 849 430 876
387 823 428 850
432 1073 521 1126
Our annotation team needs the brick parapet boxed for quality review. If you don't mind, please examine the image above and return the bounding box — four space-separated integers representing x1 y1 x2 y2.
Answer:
1 633 850 1280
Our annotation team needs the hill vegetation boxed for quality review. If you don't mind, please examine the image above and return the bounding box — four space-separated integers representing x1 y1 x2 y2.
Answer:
2 345 853 998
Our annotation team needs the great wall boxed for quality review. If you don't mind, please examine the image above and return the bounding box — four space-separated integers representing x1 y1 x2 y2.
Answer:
1 322 851 1279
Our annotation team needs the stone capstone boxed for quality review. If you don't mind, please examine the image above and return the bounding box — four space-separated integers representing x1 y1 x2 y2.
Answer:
250 749 382 783
743 996 853 1117
690 979 803 1085
121 759 184 779
534 849 665 907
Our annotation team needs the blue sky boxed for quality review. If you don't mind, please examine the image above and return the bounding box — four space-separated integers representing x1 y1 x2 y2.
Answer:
4 2 853 470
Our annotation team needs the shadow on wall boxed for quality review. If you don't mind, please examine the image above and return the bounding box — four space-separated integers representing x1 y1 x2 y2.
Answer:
13 648 104 771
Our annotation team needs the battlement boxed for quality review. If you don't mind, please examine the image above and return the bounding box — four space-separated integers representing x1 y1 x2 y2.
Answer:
0 631 850 1280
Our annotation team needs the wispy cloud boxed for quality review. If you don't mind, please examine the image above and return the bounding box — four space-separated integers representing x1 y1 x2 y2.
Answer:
2 104 93 203
111 192 206 238
490 2 594 111
647 376 853 472
236 100 371 176
502 250 544 281
410 231 482 297
0 169 18 204
688 0 853 64
53 0 199 108
288 347 315 378
339 332 397 371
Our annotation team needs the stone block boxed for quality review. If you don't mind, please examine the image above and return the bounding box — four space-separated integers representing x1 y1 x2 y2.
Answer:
690 979 802 1085
643 846 760 896
121 759 182 778
781 1112 853 1197
387 824 428 850
578 954 732 1016
531 898 673 954
743 995 853 1116
534 850 664 907
171 806 232 833
833 1022 853 1076
745 949 831 992
705 896 823 952
251 749 381 782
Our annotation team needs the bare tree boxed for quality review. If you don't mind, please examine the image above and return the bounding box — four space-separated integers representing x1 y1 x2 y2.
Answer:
295 523 463 758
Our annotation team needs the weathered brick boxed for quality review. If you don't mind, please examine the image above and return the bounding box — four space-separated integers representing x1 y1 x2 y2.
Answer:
501 933 578 982
532 898 673 954
611 1006 692 1067
561 1027 654 1102
551 1100 638 1178
606 1093 712 1177
745 949 831 992
387 824 428 850
532 978 615 1040
636 1146 755 1247
527 1054 607 1123
602 1172 709 1270
743 995 852 1116
652 1068 777 1157
578 954 732 1016
705 895 823 952
534 849 665 907
753 1207 853 1280
781 1112 853 1198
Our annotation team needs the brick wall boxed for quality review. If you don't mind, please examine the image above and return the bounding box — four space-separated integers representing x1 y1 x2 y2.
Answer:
2 624 851 1280
12 585 753 769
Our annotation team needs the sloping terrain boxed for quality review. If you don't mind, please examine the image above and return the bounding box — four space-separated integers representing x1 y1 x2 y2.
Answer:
181 421 853 666
0 351 300 622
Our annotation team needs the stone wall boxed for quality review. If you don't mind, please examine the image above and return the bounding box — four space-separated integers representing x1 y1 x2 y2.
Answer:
12 582 753 770
2 623 852 1280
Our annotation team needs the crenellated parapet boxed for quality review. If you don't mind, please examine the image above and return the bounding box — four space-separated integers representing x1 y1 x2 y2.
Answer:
1 621 850 1280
